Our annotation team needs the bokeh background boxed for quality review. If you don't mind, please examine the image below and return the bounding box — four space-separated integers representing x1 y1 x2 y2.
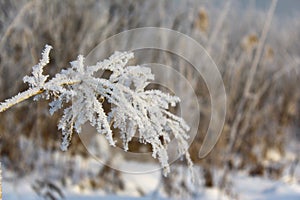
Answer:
0 0 299 199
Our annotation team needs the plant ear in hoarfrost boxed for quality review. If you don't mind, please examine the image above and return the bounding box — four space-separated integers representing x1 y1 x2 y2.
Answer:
0 45 193 176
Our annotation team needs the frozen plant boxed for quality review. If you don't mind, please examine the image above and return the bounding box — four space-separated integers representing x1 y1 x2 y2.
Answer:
0 45 193 175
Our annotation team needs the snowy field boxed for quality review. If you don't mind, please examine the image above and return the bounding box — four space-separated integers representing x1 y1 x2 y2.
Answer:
3 163 300 200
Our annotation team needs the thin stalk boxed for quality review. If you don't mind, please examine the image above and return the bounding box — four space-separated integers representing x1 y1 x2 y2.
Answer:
0 79 80 113
0 87 43 113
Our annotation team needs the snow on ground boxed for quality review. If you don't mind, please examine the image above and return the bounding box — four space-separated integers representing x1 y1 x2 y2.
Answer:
3 165 300 200
231 172 300 200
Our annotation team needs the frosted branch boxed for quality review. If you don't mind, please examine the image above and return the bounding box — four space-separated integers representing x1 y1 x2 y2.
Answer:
0 45 192 176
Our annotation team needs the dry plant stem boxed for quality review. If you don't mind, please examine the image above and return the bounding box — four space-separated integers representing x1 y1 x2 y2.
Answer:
228 0 278 153
244 0 278 96
234 82 270 149
0 0 37 51
206 0 231 54
235 50 296 152
220 0 278 188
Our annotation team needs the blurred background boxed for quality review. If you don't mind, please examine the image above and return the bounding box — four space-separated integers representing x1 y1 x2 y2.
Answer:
0 0 299 199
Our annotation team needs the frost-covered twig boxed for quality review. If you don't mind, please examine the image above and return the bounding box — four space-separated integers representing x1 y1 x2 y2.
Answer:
0 87 42 112
0 45 192 176
0 45 79 113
